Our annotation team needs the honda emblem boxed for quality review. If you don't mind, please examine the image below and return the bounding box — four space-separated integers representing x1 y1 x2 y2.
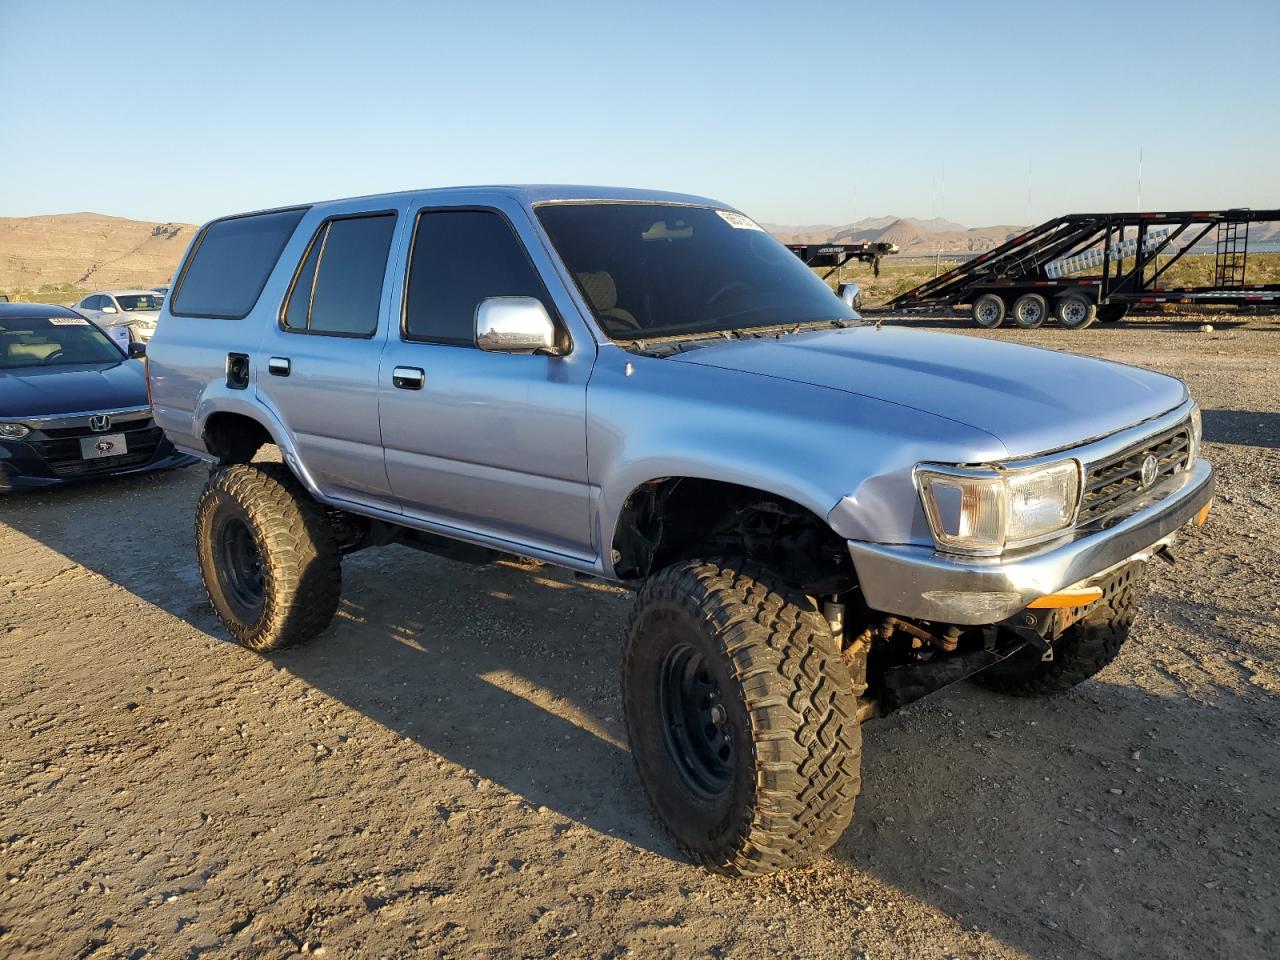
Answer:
89 414 112 432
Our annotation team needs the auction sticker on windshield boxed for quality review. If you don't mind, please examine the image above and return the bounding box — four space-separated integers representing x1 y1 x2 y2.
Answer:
716 210 764 231
80 434 127 459
48 317 89 326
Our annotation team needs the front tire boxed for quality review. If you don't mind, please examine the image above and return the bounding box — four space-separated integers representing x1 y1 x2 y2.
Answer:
196 463 341 651
977 573 1141 696
622 558 862 877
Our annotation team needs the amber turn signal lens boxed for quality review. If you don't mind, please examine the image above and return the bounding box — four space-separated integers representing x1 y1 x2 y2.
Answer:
1027 587 1104 609
1195 500 1211 528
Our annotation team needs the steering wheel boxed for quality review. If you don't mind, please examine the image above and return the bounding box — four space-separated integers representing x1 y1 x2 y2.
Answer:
705 279 751 306
44 349 65 362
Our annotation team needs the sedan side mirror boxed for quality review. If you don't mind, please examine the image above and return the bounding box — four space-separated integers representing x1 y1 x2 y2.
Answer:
100 304 118 315
127 341 147 358
836 283 863 311
476 297 561 355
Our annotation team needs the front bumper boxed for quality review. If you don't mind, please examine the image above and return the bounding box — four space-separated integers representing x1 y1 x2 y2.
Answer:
848 458 1214 625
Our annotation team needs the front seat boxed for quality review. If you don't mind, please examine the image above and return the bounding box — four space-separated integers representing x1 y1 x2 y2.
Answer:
576 271 640 333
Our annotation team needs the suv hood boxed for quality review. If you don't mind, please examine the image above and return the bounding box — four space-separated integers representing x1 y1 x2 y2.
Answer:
0 361 146 418
670 326 1187 457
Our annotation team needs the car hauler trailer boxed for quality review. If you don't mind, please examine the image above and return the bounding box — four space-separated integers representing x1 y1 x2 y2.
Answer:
886 209 1280 329
787 240 900 278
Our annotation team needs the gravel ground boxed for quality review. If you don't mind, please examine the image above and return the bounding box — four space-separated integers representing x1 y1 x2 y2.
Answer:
2 313 1278 960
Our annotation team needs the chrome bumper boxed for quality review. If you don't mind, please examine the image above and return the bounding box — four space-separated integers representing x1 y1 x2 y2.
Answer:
847 458 1214 625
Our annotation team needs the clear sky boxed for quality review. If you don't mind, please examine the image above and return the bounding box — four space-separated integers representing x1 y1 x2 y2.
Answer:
1 0 1276 227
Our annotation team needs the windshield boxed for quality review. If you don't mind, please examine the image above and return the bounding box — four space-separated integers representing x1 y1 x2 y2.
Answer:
115 293 163 312
0 316 124 368
536 202 856 341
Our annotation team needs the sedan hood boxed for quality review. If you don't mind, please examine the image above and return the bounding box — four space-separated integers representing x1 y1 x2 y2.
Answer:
671 326 1187 457
0 360 147 419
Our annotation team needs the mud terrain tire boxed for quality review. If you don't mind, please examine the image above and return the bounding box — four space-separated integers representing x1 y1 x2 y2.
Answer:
977 580 1140 696
622 558 861 877
196 463 340 651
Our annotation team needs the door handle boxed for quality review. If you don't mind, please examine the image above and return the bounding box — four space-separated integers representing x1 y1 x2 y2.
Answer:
392 366 426 390
268 356 291 377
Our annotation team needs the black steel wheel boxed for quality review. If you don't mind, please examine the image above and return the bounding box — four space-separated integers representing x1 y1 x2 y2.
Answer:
623 558 862 877
1056 293 1098 329
972 293 1006 328
196 463 341 651
1011 293 1049 328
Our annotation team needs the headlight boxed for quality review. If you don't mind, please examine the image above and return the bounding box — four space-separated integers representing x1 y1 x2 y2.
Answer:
1186 403 1202 467
0 423 31 440
915 459 1081 556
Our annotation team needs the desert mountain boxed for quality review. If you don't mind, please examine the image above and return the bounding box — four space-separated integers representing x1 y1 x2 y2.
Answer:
0 213 196 295
765 216 1026 254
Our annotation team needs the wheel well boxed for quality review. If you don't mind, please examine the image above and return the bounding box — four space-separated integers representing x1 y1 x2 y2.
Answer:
611 478 856 595
203 412 275 465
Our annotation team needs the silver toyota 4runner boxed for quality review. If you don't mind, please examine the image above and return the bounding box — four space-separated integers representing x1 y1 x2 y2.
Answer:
150 186 1214 877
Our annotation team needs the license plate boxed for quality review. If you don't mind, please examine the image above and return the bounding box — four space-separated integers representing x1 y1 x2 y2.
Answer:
80 433 128 459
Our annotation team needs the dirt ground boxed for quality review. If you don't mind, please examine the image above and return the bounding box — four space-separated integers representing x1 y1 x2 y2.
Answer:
2 312 1278 960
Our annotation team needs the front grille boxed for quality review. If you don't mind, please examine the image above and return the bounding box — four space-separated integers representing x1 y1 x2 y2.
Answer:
29 423 164 477
1078 423 1190 526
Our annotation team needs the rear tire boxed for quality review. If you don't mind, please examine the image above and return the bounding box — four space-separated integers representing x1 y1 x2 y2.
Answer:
1097 303 1129 324
977 575 1141 696
623 558 862 877
1011 293 1049 328
1056 293 1098 329
972 294 1005 328
196 463 340 651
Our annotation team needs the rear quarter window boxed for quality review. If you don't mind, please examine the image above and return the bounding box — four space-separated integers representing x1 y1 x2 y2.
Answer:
171 208 308 319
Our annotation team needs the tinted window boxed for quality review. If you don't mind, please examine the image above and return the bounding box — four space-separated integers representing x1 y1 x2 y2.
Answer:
404 209 554 345
172 208 307 319
281 214 395 337
116 293 164 311
0 315 123 368
536 203 855 340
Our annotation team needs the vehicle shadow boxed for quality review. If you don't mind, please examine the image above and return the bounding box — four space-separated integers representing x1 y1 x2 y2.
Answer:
0 466 670 859
832 672 1275 960
4 467 1275 959
1202 408 1280 449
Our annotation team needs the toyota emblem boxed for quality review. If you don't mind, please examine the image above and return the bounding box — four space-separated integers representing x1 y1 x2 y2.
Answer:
89 414 112 432
1139 454 1158 488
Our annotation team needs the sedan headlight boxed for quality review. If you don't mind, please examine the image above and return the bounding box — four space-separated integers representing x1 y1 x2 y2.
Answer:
915 459 1082 556
0 423 31 440
1186 403 1202 466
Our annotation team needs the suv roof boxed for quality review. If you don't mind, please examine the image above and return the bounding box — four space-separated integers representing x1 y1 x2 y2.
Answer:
214 184 729 222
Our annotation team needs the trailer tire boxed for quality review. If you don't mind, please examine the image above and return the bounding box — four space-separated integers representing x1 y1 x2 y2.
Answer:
1011 293 1049 328
1097 304 1129 323
1056 294 1098 329
972 294 1006 328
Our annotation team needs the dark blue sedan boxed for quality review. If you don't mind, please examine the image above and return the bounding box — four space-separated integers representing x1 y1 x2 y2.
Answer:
0 302 195 492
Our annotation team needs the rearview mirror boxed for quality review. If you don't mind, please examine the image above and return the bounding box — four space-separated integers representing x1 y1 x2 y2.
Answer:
836 283 862 311
127 341 147 358
100 305 118 315
476 297 560 355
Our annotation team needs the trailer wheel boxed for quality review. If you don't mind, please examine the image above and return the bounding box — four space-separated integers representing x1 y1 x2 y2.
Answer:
1056 294 1098 329
1097 304 1128 324
972 294 1005 328
1011 293 1049 328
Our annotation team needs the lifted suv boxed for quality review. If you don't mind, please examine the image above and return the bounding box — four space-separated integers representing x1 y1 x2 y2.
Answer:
150 186 1214 877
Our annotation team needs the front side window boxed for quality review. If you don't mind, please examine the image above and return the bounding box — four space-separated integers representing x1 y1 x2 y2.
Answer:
0 315 124 368
172 207 308 319
281 214 396 337
403 209 556 345
536 202 855 341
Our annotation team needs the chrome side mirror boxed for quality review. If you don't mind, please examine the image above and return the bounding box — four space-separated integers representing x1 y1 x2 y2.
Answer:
836 283 862 311
100 305 118 315
476 297 560 354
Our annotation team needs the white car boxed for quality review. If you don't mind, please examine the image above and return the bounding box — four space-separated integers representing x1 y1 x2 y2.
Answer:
72 289 165 343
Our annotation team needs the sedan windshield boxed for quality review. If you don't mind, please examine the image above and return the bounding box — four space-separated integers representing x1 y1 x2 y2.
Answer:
536 202 856 341
115 293 164 311
0 316 124 368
